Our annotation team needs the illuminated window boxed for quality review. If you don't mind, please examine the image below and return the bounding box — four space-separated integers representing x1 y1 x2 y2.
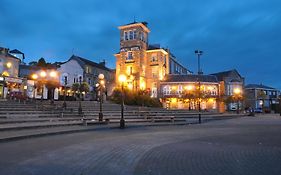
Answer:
178 85 183 94
127 66 133 75
152 67 158 78
163 85 171 95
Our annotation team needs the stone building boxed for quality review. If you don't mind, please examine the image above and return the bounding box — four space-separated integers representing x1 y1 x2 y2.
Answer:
115 21 189 98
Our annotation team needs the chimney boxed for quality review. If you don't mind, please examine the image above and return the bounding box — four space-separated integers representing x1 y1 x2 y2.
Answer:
99 59 106 66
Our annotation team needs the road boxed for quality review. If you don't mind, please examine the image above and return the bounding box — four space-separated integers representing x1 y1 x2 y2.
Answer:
0 115 281 175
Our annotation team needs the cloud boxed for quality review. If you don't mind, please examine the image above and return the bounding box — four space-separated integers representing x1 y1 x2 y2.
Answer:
1 0 281 89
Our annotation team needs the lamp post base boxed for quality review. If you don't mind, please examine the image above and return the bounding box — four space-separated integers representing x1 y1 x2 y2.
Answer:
120 119 125 129
78 102 83 115
198 113 201 124
99 113 103 122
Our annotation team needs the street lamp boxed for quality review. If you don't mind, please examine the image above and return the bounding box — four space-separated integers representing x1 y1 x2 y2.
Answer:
234 88 241 114
195 50 203 124
118 74 127 129
98 73 105 122
63 76 67 109
78 76 83 115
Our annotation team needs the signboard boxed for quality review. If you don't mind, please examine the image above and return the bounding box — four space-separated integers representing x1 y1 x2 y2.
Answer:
4 77 23 83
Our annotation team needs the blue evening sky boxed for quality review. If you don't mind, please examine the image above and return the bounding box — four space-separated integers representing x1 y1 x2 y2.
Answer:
1 0 280 89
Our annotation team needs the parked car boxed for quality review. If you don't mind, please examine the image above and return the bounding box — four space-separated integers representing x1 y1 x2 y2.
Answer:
254 108 263 113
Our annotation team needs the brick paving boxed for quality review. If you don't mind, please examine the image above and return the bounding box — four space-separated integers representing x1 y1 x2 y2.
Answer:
0 114 281 175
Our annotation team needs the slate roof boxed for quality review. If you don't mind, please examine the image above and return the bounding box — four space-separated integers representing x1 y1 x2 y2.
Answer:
210 69 242 81
245 84 276 90
69 55 112 71
124 21 148 27
10 49 24 54
162 74 219 83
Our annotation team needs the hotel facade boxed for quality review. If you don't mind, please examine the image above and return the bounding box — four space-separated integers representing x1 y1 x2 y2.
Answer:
115 22 189 98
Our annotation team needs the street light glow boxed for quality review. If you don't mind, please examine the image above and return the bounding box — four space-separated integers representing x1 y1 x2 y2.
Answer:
49 71 57 78
118 74 127 83
98 73 105 80
40 71 47 78
234 88 241 94
31 74 38 80
6 62 12 68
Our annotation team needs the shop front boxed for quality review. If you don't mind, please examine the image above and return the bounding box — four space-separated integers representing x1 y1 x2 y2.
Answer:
0 76 25 99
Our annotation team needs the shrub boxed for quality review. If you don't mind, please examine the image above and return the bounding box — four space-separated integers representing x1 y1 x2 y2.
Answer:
109 89 162 107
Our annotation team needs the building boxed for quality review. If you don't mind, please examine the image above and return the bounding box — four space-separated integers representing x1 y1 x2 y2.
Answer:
0 47 22 99
9 49 25 64
211 69 245 112
160 74 220 110
57 55 115 100
115 21 190 98
245 84 280 111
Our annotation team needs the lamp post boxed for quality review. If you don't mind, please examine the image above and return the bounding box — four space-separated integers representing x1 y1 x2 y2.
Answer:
234 88 241 114
98 73 105 122
118 74 127 129
63 76 67 109
78 76 83 115
195 50 203 124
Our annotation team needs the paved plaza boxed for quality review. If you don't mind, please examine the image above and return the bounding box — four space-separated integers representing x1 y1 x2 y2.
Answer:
0 114 281 175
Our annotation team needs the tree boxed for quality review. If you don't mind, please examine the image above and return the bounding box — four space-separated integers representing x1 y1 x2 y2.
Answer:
37 57 47 67
71 82 90 99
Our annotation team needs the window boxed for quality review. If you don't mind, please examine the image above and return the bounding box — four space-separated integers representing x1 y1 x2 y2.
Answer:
163 85 171 95
178 85 183 94
127 66 133 75
133 30 137 39
129 31 133 40
151 54 158 62
140 32 143 41
152 67 158 78
124 31 128 40
126 52 133 60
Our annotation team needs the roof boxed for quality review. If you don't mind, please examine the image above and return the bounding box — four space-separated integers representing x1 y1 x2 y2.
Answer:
210 69 242 81
124 21 148 27
69 55 112 71
245 84 276 90
162 74 219 83
118 21 150 33
9 49 24 54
